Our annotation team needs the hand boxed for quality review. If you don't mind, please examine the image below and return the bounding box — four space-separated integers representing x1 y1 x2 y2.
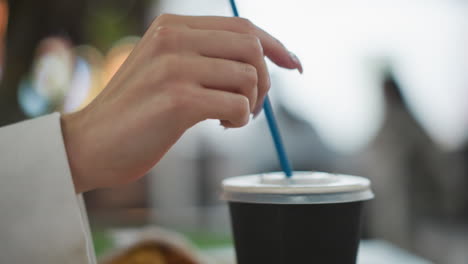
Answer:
61 14 302 193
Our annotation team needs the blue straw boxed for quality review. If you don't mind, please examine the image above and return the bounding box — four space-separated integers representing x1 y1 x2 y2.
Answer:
262 97 293 177
229 0 240 16
228 0 293 178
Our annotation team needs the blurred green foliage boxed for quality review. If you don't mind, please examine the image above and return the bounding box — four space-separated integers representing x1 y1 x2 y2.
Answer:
92 230 114 257
92 228 233 256
84 7 137 52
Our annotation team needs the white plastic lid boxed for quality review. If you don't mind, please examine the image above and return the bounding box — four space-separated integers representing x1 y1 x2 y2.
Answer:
222 171 374 204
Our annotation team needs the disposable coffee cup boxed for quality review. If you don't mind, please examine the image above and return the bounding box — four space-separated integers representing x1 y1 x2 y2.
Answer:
221 171 374 264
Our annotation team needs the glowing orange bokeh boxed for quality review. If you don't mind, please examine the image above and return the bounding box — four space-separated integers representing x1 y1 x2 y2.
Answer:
0 0 8 68
0 0 7 38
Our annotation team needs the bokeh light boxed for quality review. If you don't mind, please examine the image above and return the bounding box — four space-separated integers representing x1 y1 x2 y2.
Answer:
18 77 51 117
67 45 105 111
32 37 74 105
0 0 8 81
63 56 92 113
19 37 74 117
0 0 7 36
102 36 140 86
19 35 141 116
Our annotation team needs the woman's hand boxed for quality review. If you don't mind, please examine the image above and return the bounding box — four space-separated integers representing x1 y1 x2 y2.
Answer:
61 14 302 193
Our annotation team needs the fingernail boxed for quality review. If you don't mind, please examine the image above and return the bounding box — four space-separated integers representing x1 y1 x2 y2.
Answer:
289 51 303 74
220 120 230 130
253 110 262 120
252 100 264 119
220 121 227 129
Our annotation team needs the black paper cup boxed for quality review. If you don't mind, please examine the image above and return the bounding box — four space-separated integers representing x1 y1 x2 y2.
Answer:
222 172 374 264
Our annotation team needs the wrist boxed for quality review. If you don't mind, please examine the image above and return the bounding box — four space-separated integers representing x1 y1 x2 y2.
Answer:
60 111 92 193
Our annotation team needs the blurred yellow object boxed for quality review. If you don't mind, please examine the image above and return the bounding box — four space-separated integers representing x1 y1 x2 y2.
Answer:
76 37 140 110
102 37 140 86
103 241 198 264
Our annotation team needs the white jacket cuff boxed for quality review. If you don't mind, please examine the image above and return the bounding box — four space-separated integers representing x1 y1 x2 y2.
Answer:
0 113 96 264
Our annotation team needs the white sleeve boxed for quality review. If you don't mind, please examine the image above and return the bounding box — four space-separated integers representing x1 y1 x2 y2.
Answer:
0 113 96 264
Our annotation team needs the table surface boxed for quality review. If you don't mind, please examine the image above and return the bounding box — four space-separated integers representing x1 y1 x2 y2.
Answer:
106 229 433 264
203 240 433 264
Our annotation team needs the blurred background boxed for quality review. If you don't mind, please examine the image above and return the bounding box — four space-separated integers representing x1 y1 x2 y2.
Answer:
1 0 467 263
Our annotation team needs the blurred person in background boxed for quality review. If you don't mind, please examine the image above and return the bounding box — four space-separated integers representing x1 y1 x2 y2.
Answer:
0 14 302 263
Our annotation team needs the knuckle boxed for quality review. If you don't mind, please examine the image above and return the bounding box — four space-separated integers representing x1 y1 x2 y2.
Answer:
162 54 181 71
154 25 177 37
153 26 180 51
167 83 193 112
244 34 263 57
258 72 271 97
235 17 254 31
242 64 258 86
260 81 271 97
154 13 174 26
158 54 182 78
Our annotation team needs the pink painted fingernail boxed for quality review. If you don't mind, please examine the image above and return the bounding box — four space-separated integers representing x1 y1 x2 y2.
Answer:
289 51 303 74
220 120 231 130
253 108 262 119
252 100 265 119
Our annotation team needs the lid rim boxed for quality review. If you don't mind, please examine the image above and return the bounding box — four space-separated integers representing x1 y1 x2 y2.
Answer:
222 172 372 195
222 189 375 205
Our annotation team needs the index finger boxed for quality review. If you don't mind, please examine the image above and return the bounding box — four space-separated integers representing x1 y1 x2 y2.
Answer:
155 14 303 73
